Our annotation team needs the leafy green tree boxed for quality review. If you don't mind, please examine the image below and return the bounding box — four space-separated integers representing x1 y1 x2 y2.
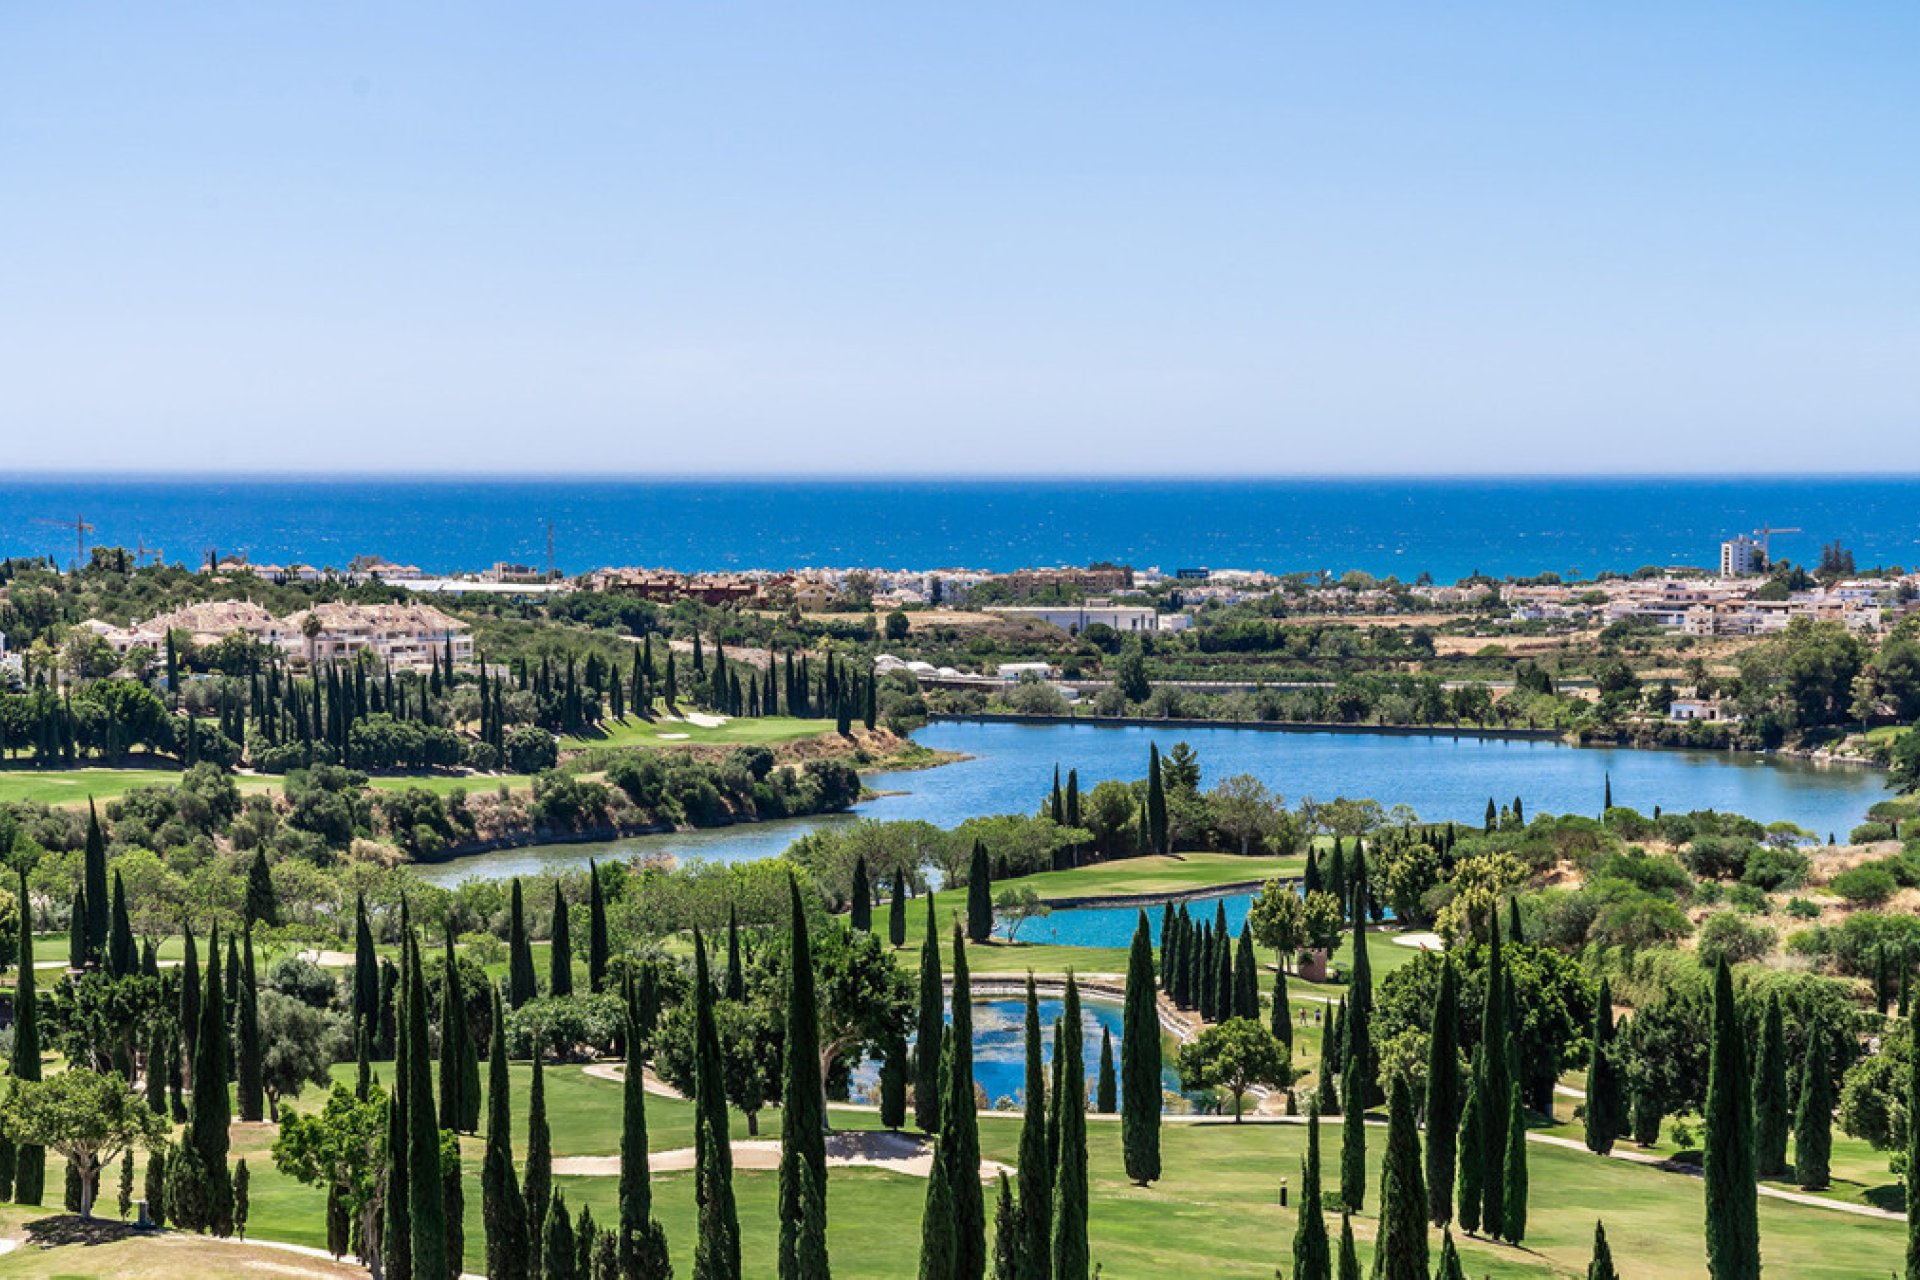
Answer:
1376 1076 1428 1280
1121 912 1161 1183
1177 1018 1290 1123
850 854 872 933
1703 959 1759 1278
273 1085 388 1274
0 1070 165 1219
1584 978 1622 1158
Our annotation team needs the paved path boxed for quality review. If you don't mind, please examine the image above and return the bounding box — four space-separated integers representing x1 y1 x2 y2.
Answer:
553 1129 1013 1182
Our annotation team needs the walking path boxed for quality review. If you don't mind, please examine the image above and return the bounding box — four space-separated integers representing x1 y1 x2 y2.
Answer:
1524 1133 1904 1222
552 1129 1013 1182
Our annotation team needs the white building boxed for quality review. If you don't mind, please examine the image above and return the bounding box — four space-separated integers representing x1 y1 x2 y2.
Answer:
1720 534 1765 578
984 604 1190 635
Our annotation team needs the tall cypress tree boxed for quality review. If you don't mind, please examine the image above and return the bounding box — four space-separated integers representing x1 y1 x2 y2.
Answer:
1478 916 1510 1239
1050 976 1089 1280
1232 924 1257 1020
1145 743 1167 854
236 926 264 1123
889 873 908 949
1424 954 1461 1225
851 854 872 933
1339 1043 1367 1211
723 905 744 1002
619 983 669 1279
1121 911 1161 1185
1907 997 1920 1279
439 927 468 1132
943 924 985 1280
1336 1212 1360 1280
991 1169 1018 1280
405 932 451 1280
524 1051 553 1268
1095 1029 1116 1114
83 798 109 962
12 870 44 1204
587 862 610 993
1752 991 1789 1178
353 894 379 1041
548 882 573 999
542 1191 577 1280
1378 1076 1428 1280
779 877 828 1279
191 926 232 1235
1271 965 1293 1048
508 879 537 1007
68 888 88 972
1435 1230 1466 1280
1793 1016 1832 1191
1583 977 1622 1157
1293 1097 1331 1280
915 895 944 1134
1703 958 1758 1279
108 870 135 977
482 990 530 1280
1455 1067 1483 1236
919 1142 957 1280
1017 976 1051 1278
691 931 740 1279
1500 1077 1528 1245
967 841 993 944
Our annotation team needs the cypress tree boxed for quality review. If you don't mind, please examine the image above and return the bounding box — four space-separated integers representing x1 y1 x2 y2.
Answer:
508 879 537 1007
1584 977 1622 1157
778 877 828 1280
1703 958 1758 1279
193 926 233 1234
83 797 108 961
1095 1028 1116 1114
246 850 278 927
943 924 985 1280
543 1191 577 1280
383 970 411 1276
1232 924 1257 1020
405 932 451 1280
1293 1097 1331 1280
967 841 993 944
795 1157 829 1280
108 870 135 977
1050 765 1064 825
851 854 872 932
724 904 744 1002
68 888 88 972
1435 1230 1465 1280
1908 997 1920 1280
915 895 945 1134
1793 1016 1832 1190
1214 923 1234 1023
1017 975 1051 1279
1378 1076 1428 1280
353 894 379 1040
587 862 610 993
1121 911 1161 1184
889 873 908 949
1456 1072 1483 1236
525 1050 553 1268
991 1169 1018 1280
1588 1220 1619 1280
1336 1212 1360 1280
439 928 467 1131
1064 769 1080 832
237 926 264 1123
1879 945 1893 1017
1478 917 1509 1239
619 981 669 1279
1752 991 1789 1178
1271 965 1292 1048
1317 999 1343 1116
919 1142 957 1280
1425 954 1461 1225
548 882 573 999
880 1033 908 1130
1339 1045 1367 1211
1500 1078 1528 1245
1146 743 1167 854
1050 976 1089 1280
482 990 530 1280
691 931 740 1280
12 870 44 1205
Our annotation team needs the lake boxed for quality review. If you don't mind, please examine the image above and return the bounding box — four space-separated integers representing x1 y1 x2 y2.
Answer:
999 893 1254 949
411 719 1890 884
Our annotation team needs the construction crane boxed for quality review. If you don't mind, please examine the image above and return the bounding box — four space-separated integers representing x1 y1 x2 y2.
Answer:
1757 525 1802 563
134 538 164 567
32 514 93 569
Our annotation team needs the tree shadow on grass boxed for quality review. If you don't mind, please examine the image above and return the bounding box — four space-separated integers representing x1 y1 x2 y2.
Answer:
21 1214 137 1248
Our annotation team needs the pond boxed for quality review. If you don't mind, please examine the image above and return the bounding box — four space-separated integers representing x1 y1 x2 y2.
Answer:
412 718 1890 883
848 994 1195 1112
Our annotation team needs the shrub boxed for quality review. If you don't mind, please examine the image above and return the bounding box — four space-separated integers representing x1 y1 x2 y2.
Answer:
1727 883 1769 914
1786 897 1821 920
1695 911 1775 967
1680 836 1757 881
1851 822 1897 845
1741 847 1810 892
1830 863 1898 907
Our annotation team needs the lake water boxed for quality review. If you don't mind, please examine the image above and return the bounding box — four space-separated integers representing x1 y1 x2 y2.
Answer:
413 719 1890 884
1000 893 1254 949
848 994 1190 1111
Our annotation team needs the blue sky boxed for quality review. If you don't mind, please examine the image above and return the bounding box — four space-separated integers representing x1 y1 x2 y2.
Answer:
2 3 1916 473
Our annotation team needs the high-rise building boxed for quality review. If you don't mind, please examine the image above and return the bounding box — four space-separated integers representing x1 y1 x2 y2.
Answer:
1720 533 1765 577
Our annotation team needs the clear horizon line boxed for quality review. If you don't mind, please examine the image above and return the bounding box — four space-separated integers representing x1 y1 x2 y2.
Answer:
6 467 1920 484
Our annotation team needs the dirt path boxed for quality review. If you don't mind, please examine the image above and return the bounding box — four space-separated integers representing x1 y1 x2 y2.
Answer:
552 1129 1013 1181
581 1062 687 1098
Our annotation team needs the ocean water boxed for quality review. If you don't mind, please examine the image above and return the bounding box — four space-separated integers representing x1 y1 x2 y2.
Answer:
3 475 1918 581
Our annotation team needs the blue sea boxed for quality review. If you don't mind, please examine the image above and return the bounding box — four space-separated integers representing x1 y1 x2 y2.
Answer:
3 475 1919 582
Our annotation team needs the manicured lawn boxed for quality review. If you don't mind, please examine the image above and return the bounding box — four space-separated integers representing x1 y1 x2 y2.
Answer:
0 763 530 809
561 712 831 752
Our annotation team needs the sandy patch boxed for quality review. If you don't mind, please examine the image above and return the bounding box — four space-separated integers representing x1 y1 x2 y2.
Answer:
681 712 729 729
582 1063 687 1099
655 732 691 741
1391 932 1445 951
298 949 357 967
554 1129 1013 1181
